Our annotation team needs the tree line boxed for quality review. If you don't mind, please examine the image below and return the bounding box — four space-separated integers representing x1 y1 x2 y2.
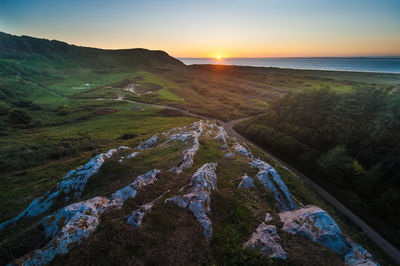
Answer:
235 86 400 248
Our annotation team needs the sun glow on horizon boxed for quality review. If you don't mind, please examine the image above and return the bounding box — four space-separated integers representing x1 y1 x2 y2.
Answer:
216 55 221 60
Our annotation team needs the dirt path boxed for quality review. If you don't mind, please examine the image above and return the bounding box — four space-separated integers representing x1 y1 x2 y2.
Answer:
223 117 400 264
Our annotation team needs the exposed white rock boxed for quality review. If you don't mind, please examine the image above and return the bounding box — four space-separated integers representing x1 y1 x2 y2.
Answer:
125 201 154 227
251 158 298 211
345 242 378 266
162 127 175 136
118 152 139 163
124 83 138 94
166 162 218 242
125 189 172 228
127 152 138 158
137 135 158 149
238 174 255 189
19 197 112 266
264 212 273 223
0 146 129 230
225 152 234 158
279 205 350 254
279 205 378 265
214 126 228 145
0 191 60 230
170 121 204 174
15 169 160 265
234 142 252 158
214 126 235 157
244 223 287 260
111 169 160 207
167 133 193 143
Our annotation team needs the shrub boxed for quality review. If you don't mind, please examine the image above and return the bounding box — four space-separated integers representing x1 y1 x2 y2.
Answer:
7 108 32 124
0 101 9 115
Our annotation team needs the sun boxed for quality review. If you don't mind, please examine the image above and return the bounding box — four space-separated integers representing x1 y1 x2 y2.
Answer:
216 55 221 60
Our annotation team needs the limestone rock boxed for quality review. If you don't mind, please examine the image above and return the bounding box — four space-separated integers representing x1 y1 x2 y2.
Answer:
111 169 160 207
345 243 378 266
238 174 255 189
279 205 350 254
279 205 378 265
166 162 218 242
14 169 160 265
0 146 129 230
244 223 287 260
125 201 155 227
234 142 252 158
251 158 298 211
19 197 112 265
170 121 204 174
137 135 158 149
264 212 273 223
127 152 138 158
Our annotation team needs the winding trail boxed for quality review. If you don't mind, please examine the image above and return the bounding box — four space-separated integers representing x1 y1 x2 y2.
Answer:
99 96 400 263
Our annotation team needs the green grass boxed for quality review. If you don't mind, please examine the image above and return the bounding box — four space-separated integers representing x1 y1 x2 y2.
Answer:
48 71 134 96
158 88 183 102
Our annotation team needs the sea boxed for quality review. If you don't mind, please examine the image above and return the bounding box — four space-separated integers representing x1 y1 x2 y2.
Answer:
179 57 400 74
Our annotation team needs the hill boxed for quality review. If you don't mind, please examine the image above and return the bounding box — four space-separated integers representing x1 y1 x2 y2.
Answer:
0 32 399 265
0 121 387 265
0 31 183 69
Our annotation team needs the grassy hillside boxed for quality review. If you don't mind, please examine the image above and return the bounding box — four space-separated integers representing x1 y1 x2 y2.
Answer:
0 121 394 265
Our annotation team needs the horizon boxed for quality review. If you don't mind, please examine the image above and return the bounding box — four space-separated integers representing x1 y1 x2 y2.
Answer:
1 0 399 58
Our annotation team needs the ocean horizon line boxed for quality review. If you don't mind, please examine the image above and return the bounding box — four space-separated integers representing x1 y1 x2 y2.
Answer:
178 56 400 59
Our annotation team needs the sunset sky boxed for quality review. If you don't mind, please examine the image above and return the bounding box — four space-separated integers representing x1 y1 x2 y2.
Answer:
1 0 399 58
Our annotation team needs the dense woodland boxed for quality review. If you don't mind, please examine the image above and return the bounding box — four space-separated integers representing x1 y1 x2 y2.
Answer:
235 87 400 248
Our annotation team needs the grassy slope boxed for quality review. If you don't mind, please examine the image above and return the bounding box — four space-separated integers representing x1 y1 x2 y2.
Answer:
1 123 394 265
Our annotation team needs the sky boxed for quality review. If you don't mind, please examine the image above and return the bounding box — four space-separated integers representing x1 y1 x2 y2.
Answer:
0 0 399 58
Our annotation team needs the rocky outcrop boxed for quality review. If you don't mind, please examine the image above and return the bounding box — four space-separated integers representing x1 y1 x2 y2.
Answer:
279 205 350 254
166 162 218 242
0 146 129 230
18 197 112 266
244 223 287 260
127 152 138 158
125 190 169 227
170 121 204 174
279 205 378 265
119 151 139 163
251 158 298 211
111 169 160 206
14 169 160 265
125 201 155 227
345 243 378 266
264 212 273 223
214 126 234 157
234 142 252 158
137 135 158 149
238 174 255 189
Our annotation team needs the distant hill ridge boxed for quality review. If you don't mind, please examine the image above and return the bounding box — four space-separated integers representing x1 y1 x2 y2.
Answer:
0 31 183 69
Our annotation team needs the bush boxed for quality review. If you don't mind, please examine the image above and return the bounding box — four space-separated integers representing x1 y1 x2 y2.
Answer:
7 108 32 124
0 101 9 115
29 103 42 110
57 107 71 116
14 99 32 108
